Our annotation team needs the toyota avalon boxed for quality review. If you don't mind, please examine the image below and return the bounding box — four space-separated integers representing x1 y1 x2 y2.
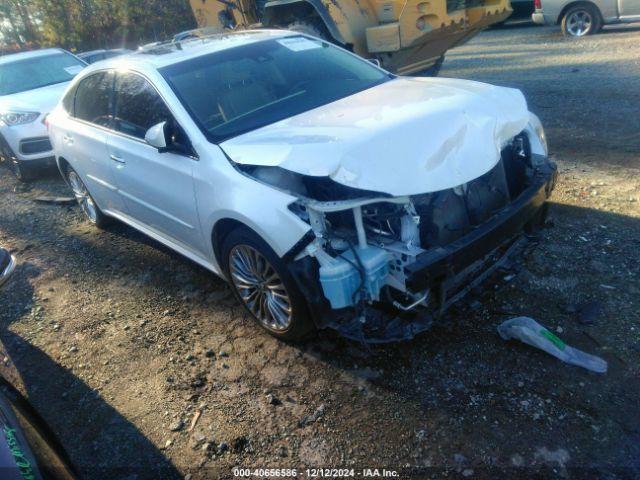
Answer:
47 31 556 342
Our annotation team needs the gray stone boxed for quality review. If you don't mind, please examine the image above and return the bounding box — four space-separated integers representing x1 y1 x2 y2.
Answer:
169 419 184 432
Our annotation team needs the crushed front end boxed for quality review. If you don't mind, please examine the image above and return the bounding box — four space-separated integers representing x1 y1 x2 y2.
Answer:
283 133 556 342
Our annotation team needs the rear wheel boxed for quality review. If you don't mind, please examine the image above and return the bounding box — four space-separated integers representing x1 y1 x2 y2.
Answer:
11 160 36 183
66 168 110 229
561 4 602 36
221 227 315 341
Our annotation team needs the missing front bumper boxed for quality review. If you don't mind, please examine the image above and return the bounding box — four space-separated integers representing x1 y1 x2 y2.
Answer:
290 163 556 343
406 165 556 293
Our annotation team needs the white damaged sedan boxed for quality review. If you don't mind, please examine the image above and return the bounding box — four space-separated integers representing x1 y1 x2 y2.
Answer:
48 31 556 342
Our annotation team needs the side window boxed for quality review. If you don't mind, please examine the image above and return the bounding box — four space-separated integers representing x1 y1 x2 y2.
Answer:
74 71 114 127
114 73 172 139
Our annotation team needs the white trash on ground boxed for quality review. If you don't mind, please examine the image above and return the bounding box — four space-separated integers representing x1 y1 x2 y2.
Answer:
498 317 608 373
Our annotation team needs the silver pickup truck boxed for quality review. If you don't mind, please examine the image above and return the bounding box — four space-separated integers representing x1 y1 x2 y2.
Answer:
532 0 640 36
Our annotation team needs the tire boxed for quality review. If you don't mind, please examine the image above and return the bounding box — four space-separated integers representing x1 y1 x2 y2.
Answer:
11 159 36 183
65 167 111 229
285 19 328 41
561 4 602 37
221 227 316 341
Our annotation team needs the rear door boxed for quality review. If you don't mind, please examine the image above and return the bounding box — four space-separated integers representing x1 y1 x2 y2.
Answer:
58 70 126 214
107 71 205 254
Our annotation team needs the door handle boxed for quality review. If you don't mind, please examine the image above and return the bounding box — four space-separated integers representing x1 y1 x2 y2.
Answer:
62 134 74 145
110 154 125 164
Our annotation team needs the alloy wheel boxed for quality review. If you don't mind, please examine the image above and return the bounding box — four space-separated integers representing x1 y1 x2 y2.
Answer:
229 244 293 331
566 10 592 36
68 170 98 223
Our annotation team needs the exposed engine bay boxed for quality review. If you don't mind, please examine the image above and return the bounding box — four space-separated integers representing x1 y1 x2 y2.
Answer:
235 131 557 342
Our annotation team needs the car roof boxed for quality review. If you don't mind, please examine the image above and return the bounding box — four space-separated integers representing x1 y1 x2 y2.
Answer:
84 30 293 73
0 48 70 65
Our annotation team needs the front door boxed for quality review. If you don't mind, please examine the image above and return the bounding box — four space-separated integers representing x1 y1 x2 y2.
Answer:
107 71 205 255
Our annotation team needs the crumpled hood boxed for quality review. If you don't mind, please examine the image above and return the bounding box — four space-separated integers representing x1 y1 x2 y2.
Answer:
220 77 531 196
0 82 70 116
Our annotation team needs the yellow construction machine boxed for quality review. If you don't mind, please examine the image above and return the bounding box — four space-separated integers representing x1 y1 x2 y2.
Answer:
187 0 511 75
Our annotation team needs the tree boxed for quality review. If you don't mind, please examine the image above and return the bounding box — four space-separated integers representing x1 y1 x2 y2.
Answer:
0 0 40 49
2 0 197 51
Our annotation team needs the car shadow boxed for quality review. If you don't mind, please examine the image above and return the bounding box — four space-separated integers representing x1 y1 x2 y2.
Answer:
0 262 182 480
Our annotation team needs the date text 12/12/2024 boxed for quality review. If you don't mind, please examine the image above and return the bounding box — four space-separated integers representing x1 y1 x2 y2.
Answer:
233 468 400 477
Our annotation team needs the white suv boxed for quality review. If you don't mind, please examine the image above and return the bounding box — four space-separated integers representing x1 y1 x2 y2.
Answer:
48 31 556 342
0 48 86 181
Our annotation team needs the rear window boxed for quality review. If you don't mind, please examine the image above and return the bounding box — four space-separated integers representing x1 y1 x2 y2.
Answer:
0 52 85 96
160 36 390 143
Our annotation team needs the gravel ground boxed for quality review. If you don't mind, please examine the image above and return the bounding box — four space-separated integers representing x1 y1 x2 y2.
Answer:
0 24 639 480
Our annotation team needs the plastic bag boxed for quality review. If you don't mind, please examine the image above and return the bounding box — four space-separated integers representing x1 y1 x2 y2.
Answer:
498 317 607 373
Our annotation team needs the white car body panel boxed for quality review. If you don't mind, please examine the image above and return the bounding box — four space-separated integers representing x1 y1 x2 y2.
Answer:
0 82 69 117
106 131 206 255
220 76 530 196
0 49 85 164
51 117 127 212
190 143 311 261
0 82 70 161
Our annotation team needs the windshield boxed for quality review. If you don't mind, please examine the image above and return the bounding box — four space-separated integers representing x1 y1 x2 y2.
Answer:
0 52 85 96
160 36 391 143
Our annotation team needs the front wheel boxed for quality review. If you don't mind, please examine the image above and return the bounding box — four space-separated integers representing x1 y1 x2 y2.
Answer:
221 227 315 341
66 168 110 228
561 4 602 36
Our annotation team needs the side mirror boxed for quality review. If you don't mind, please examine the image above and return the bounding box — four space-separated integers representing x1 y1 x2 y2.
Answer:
144 121 168 151
145 120 195 157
